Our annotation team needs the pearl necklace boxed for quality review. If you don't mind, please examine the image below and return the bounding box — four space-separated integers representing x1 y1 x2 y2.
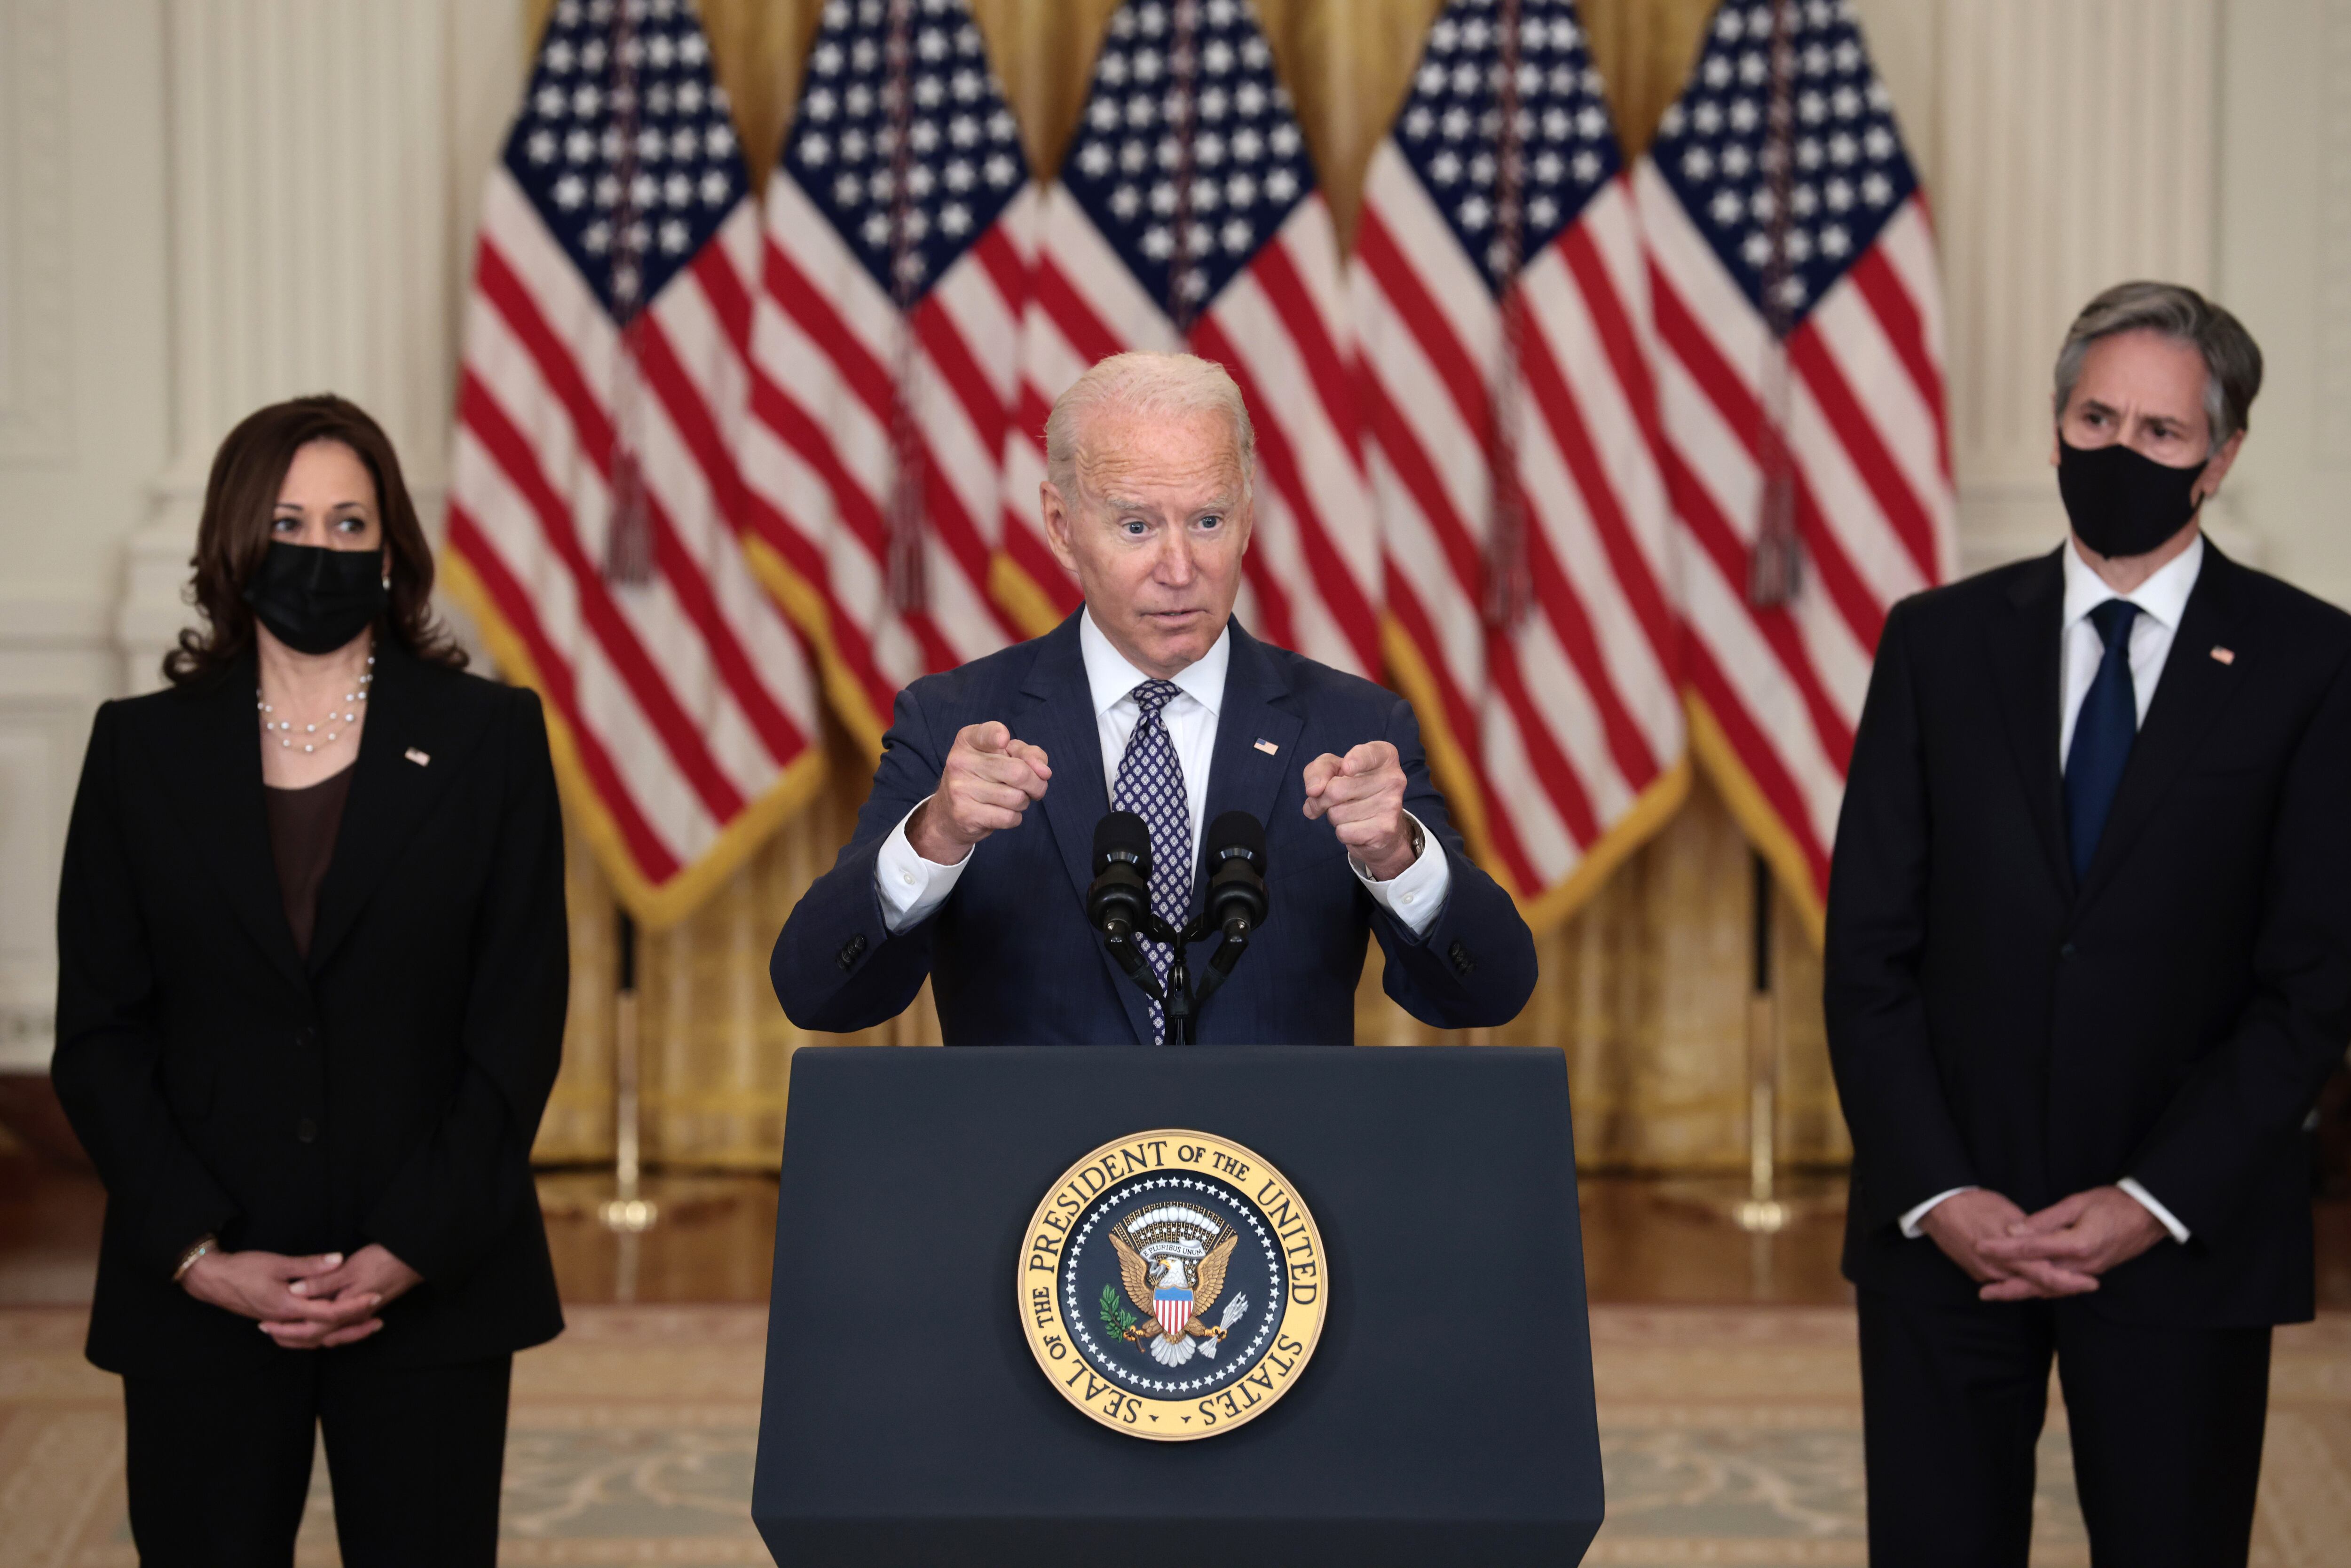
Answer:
258 654 374 754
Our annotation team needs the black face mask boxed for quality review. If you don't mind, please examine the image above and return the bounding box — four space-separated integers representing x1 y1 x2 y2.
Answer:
2056 439 2208 559
242 543 389 655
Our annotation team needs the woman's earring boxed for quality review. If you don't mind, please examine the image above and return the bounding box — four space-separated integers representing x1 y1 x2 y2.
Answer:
380 575 392 591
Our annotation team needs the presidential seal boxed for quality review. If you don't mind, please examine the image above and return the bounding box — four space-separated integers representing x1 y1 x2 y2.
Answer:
1018 1130 1326 1441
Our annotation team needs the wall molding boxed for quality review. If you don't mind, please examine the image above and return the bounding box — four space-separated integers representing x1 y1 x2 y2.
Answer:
0 0 74 465
1938 0 2221 518
0 591 116 1073
2318 0 2351 466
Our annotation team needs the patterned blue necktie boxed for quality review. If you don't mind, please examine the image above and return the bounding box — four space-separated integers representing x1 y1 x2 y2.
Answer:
2065 599 2142 881
1111 679 1192 1045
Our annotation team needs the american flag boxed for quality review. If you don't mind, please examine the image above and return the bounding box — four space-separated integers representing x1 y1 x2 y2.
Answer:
741 0 1033 749
995 0 1381 678
444 0 828 924
1634 0 1953 928
1355 0 1687 926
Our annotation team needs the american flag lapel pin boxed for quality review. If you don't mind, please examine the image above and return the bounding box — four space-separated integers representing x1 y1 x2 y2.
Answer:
404 747 431 767
1254 739 1279 756
2210 646 2236 665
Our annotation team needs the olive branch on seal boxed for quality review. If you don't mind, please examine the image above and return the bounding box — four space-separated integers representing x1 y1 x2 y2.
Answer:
1098 1284 1140 1339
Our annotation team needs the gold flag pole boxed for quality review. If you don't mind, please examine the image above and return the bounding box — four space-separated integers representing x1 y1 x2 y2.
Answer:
599 909 658 1235
598 912 657 1308
1735 851 1789 1234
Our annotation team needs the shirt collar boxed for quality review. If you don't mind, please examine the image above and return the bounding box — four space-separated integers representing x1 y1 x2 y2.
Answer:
1078 607 1230 719
2061 530 2205 632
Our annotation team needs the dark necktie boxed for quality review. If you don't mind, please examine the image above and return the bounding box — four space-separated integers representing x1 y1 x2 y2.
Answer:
1110 680 1192 1044
2065 599 2142 881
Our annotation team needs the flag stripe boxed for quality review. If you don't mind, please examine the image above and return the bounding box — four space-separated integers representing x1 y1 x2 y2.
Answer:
1789 323 1940 588
446 504 683 881
1515 303 1672 780
1386 579 1544 891
476 239 809 776
760 236 898 449
629 313 818 762
1356 207 1494 496
1649 266 1887 661
458 366 750 823
1659 428 1856 770
1849 245 1950 478
1554 221 1679 657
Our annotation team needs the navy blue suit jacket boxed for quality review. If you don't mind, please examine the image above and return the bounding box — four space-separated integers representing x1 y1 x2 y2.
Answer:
772 616 1537 1044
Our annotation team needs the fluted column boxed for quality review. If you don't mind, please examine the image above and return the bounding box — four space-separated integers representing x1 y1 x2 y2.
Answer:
1931 0 2224 571
118 0 520 688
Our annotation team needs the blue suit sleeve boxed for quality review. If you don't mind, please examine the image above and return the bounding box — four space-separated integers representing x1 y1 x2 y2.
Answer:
1364 695 1538 1028
771 686 950 1032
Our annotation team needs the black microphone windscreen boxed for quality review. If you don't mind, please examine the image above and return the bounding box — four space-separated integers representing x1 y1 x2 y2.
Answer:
1205 810 1266 868
1093 810 1152 877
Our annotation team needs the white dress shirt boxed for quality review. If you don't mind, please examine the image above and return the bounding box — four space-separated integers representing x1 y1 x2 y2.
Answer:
1900 535 2204 1248
873 608 1452 936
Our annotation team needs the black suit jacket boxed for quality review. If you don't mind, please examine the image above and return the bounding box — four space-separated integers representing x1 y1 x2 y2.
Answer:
53 642 569 1376
772 616 1538 1043
1826 543 2351 1326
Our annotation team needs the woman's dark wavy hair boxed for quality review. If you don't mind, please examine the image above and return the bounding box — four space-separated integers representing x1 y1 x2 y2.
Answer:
165 394 467 688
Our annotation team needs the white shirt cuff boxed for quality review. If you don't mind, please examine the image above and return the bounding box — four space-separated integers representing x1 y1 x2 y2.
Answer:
1899 1186 1976 1239
874 797 971 935
2117 1177 2192 1245
1351 812 1451 939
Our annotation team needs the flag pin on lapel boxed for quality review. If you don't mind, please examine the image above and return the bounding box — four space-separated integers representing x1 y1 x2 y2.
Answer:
2210 646 2236 665
1254 739 1279 756
404 747 431 767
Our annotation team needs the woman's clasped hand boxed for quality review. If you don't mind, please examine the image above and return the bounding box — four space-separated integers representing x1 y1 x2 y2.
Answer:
180 1244 423 1348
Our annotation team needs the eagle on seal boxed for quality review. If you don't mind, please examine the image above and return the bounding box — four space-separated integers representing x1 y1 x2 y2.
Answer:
1110 1227 1248 1368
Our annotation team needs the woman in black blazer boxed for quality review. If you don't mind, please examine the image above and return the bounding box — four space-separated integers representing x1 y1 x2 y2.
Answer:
53 395 568 1567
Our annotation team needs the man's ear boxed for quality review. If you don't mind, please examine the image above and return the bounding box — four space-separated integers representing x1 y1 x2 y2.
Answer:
1041 481 1079 574
2194 430 2248 504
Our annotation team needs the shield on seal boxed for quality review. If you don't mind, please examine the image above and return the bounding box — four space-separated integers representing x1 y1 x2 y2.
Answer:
1153 1288 1192 1340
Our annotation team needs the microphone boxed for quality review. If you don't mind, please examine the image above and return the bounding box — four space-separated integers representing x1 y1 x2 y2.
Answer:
1183 812 1268 1028
1200 811 1268 940
1087 811 1154 943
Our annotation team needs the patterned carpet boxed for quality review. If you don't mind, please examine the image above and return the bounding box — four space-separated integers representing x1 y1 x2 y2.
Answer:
4 1304 2347 1565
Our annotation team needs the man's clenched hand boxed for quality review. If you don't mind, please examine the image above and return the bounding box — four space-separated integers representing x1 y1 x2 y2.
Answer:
909 722 1052 864
1302 741 1415 880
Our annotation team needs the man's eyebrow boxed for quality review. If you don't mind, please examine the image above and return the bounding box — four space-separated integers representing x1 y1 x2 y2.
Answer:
1101 499 1239 522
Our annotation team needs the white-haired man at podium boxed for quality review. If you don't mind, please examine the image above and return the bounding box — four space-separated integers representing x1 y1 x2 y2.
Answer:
772 351 1536 1045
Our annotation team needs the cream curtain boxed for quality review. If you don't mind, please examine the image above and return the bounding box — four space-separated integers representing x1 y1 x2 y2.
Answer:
524 0 1851 1174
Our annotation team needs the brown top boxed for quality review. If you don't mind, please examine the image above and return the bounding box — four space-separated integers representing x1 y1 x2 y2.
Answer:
264 764 354 958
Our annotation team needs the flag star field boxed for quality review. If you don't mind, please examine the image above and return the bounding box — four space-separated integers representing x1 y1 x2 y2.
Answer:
1648 0 1917 322
1388 0 1623 293
1058 0 1315 313
506 0 744 318
783 0 1030 301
